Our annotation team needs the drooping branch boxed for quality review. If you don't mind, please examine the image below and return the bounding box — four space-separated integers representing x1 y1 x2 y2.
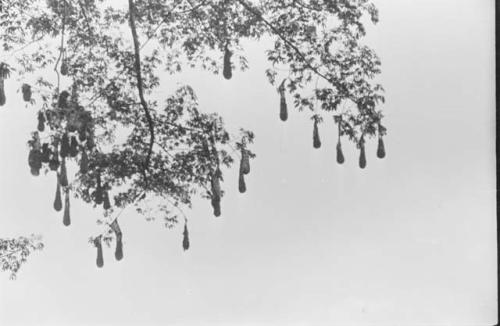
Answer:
128 0 155 183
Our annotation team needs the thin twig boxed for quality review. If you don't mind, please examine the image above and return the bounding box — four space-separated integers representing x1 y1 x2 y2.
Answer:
0 248 23 260
164 196 188 223
235 0 344 93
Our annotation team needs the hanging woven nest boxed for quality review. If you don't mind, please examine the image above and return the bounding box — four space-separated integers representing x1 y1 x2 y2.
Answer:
37 112 46 132
377 136 386 159
53 174 62 212
359 141 366 169
182 222 190 251
278 80 287 121
336 141 345 164
93 236 104 268
63 188 71 226
223 44 232 80
21 84 32 102
110 220 123 261
0 63 11 106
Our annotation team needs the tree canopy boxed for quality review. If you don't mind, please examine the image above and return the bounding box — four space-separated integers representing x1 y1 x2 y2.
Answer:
0 0 385 277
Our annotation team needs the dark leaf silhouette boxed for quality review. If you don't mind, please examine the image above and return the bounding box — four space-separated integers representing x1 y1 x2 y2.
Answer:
313 118 321 149
238 172 246 193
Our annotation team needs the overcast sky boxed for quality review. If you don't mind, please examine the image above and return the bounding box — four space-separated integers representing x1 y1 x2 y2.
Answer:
0 0 496 325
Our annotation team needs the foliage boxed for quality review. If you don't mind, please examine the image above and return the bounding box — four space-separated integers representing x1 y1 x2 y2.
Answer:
0 235 44 279
0 0 386 273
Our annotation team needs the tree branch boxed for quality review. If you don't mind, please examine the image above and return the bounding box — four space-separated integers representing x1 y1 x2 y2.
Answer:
128 0 155 184
154 140 212 195
86 3 197 106
90 190 145 242
235 0 336 87
53 0 66 92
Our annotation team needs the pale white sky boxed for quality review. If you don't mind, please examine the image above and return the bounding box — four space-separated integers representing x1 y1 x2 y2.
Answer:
0 0 496 325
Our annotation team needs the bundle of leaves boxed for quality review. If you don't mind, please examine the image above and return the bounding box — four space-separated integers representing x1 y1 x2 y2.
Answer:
0 235 44 279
